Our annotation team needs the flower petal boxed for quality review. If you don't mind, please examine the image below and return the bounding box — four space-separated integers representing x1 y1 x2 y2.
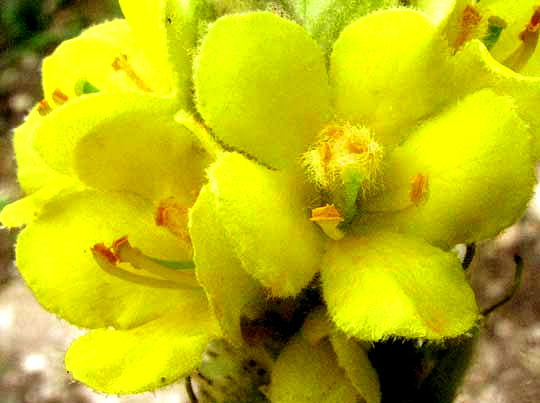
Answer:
32 93 207 203
321 232 479 340
189 185 265 346
363 89 536 248
0 183 80 228
42 19 168 99
329 332 381 403
16 189 199 329
453 39 540 159
194 12 331 170
12 107 73 195
330 8 453 148
268 335 360 402
410 0 457 25
65 298 220 394
288 0 399 52
119 0 213 102
207 152 325 297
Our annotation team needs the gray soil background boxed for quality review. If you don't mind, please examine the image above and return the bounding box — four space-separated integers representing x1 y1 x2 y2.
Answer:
1 2 540 402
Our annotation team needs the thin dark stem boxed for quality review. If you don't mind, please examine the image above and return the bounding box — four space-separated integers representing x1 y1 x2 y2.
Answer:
185 376 198 403
482 255 524 317
462 243 476 270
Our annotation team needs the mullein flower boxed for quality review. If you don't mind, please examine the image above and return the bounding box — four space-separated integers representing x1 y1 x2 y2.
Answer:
189 2 538 401
1 0 539 401
0 0 223 394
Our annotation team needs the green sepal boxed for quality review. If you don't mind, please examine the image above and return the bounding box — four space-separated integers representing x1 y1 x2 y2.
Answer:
416 331 478 403
287 0 399 53
368 332 477 403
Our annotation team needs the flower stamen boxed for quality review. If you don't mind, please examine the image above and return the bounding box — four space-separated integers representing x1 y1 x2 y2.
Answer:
304 122 383 228
503 6 540 71
409 173 429 206
482 16 507 50
155 198 191 244
92 243 181 288
112 236 198 287
37 99 52 116
310 204 345 240
454 4 482 51
92 237 199 289
52 88 69 105
112 54 152 92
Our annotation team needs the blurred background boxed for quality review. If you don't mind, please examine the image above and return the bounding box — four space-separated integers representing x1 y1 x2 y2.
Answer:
0 1 539 402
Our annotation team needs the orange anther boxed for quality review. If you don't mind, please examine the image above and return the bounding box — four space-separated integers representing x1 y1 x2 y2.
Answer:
347 139 368 154
111 236 130 255
326 126 344 139
318 142 332 163
112 54 152 92
52 88 69 105
310 204 343 222
37 99 52 116
92 243 118 264
155 198 191 242
528 6 540 29
454 4 482 50
505 6 540 71
520 6 540 40
409 174 429 206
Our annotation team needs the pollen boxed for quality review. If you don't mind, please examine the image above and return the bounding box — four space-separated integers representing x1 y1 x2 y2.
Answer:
52 89 69 105
310 204 343 222
454 4 482 50
347 138 368 154
155 198 191 243
409 174 429 206
112 54 152 92
37 99 52 116
526 6 540 32
111 235 129 255
310 204 345 240
91 243 118 264
318 142 332 164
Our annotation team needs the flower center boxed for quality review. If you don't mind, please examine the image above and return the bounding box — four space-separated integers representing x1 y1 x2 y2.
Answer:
303 122 383 239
